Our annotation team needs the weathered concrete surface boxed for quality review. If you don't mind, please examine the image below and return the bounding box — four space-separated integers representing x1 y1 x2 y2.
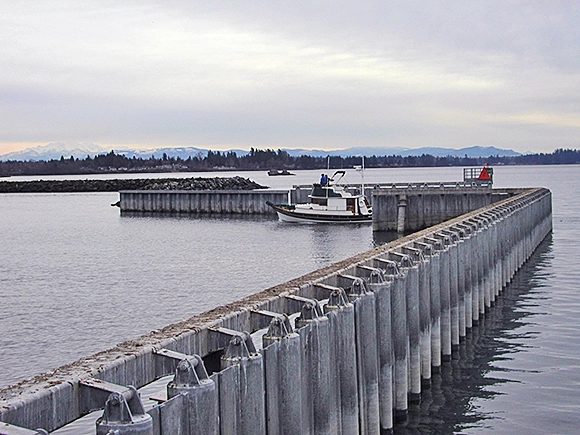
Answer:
372 187 522 232
120 189 288 214
0 187 552 434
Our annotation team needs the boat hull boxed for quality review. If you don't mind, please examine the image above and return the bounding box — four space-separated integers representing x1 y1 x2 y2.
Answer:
268 203 372 223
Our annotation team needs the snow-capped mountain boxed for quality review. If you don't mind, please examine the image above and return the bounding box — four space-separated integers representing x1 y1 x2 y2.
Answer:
400 146 521 158
280 146 520 158
0 143 521 161
0 142 108 161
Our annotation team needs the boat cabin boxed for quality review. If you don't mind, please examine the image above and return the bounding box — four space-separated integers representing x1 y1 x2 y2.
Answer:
307 183 370 215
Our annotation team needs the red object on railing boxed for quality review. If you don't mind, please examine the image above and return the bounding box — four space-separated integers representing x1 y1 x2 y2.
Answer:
478 167 491 181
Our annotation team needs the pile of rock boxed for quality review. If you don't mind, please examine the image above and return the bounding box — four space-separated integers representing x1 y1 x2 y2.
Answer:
0 176 267 193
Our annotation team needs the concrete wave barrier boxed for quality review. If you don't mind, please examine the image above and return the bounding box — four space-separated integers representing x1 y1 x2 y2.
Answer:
0 188 552 434
119 189 289 214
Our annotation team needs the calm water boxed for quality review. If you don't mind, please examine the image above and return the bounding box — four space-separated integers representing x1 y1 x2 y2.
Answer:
1 165 579 434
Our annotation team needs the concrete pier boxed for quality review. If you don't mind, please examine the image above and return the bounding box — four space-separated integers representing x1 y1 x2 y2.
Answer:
0 187 552 435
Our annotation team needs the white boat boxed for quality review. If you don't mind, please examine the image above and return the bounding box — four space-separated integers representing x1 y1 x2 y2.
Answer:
266 170 372 223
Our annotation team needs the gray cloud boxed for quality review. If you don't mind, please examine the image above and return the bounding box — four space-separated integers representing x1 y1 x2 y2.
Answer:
1 0 579 154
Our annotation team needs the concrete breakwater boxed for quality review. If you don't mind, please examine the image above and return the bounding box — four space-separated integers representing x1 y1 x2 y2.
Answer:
372 187 520 232
0 187 552 435
0 176 265 193
120 189 289 215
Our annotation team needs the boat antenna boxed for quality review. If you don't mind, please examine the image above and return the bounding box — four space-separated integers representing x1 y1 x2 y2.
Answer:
327 155 330 171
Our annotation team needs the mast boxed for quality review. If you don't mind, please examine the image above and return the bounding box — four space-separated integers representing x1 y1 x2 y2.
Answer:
361 155 365 195
354 155 366 196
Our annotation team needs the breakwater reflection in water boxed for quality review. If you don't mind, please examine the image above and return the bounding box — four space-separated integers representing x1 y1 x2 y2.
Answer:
396 235 558 434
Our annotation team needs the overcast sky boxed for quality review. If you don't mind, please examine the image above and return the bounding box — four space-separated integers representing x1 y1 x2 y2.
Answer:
1 1 579 154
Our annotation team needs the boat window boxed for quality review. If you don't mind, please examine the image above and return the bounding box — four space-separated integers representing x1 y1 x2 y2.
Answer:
312 197 328 206
311 187 326 197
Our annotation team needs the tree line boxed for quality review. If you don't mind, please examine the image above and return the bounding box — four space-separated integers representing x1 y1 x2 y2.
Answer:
1 147 579 177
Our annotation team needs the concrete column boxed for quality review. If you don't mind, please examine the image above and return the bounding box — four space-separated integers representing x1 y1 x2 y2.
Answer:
453 224 472 335
433 233 452 361
338 274 380 435
323 287 359 435
167 355 218 435
295 301 335 435
221 333 266 435
382 255 409 422
422 237 442 373
463 224 474 330
371 279 395 433
413 242 433 388
440 229 460 352
397 195 407 233
514 205 524 271
467 220 483 323
413 241 433 389
484 211 502 299
262 316 303 435
509 204 520 281
482 216 494 308
396 249 422 402
502 206 513 287
500 204 513 285
367 262 397 433
499 206 511 288
475 217 492 310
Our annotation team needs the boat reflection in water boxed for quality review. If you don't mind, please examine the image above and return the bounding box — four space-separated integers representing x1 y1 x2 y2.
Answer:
267 170 372 223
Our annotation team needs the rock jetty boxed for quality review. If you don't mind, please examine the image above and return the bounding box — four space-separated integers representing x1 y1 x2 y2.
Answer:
0 176 267 193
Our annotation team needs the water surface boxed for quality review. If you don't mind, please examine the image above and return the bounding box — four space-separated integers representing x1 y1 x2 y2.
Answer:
2 165 579 435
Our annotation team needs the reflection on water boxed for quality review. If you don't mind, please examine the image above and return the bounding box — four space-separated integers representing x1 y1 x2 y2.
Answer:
394 235 554 435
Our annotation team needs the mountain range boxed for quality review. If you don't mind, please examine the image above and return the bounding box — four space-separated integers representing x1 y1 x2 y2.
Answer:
0 142 521 162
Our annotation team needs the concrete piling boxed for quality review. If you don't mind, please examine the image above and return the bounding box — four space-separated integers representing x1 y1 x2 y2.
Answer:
433 233 452 361
440 229 460 352
467 220 482 324
166 355 218 435
295 300 335 434
412 242 433 388
385 253 409 422
454 223 473 332
367 263 397 433
323 287 359 435
393 251 422 403
262 316 302 435
359 267 394 434
338 275 380 434
220 333 266 435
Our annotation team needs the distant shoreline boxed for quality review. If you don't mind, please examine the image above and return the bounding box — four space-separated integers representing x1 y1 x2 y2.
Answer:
1 148 578 178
